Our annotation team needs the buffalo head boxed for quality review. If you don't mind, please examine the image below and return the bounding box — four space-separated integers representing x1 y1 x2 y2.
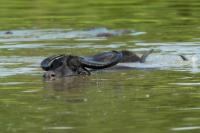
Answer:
41 51 122 80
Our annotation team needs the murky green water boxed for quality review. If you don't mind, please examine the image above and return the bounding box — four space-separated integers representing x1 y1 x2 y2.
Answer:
1 0 200 133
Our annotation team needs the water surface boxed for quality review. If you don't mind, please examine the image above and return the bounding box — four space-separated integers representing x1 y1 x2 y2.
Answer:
1 0 200 133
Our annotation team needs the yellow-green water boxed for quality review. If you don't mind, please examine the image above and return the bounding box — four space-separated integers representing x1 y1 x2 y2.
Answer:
1 0 200 133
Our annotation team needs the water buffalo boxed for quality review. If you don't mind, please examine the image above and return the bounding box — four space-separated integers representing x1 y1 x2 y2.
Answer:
41 49 154 80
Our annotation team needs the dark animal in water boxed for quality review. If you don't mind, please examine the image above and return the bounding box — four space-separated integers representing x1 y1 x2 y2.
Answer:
179 55 188 61
5 31 13 35
41 49 154 80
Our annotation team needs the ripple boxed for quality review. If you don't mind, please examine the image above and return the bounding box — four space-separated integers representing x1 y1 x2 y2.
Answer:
128 42 200 73
135 42 200 54
0 82 27 85
0 56 42 64
0 56 42 77
0 43 126 50
0 44 44 49
176 107 200 111
117 53 198 72
170 83 200 86
21 89 41 93
136 42 200 46
0 28 139 42
43 126 74 130
171 126 200 131
0 67 37 77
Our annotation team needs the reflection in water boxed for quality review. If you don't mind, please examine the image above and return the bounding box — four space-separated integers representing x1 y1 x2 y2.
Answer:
43 76 90 91
42 76 92 103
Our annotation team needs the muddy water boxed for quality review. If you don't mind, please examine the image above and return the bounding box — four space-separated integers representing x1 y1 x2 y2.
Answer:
1 0 200 133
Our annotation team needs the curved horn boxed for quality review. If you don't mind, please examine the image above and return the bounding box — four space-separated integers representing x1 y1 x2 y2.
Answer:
79 51 122 69
41 55 65 71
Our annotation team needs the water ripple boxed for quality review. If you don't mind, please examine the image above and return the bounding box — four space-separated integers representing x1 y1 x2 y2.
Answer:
0 56 42 77
43 126 74 130
171 126 200 131
0 28 140 42
170 83 200 86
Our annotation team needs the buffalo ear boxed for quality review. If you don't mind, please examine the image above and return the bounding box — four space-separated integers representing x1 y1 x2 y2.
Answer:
79 51 122 69
41 55 65 71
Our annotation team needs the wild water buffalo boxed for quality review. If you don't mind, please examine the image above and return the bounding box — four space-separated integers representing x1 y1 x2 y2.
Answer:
41 49 154 80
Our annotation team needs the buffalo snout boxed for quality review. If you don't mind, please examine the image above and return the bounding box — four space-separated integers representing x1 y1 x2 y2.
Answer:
43 71 56 80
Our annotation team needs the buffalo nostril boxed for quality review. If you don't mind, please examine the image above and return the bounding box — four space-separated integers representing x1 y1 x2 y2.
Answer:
51 73 55 77
43 71 56 80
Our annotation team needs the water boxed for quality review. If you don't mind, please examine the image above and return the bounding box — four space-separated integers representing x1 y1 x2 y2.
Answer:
1 0 200 133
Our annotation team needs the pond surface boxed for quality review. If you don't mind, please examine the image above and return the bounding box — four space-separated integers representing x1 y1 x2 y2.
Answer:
1 0 200 133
